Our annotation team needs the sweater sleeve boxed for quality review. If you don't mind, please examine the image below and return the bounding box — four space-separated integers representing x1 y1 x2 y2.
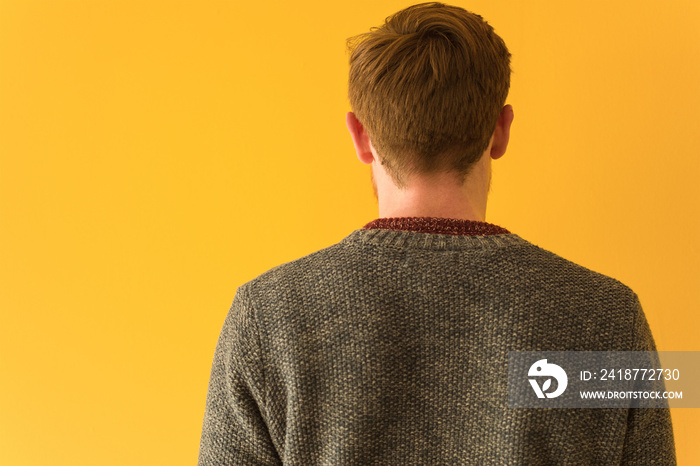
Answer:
619 295 676 465
197 286 282 466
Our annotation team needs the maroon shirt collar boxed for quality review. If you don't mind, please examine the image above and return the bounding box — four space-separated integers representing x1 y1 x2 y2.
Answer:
362 216 510 236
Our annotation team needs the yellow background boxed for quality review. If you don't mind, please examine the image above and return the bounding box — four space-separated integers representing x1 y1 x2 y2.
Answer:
1 0 698 464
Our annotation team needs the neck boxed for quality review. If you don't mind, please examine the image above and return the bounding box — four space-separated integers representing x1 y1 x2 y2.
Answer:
373 156 491 222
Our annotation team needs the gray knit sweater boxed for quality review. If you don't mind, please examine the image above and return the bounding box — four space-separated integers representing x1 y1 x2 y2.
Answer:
197 219 675 465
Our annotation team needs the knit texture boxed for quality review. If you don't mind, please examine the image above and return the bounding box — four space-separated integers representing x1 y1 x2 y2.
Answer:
362 216 510 236
198 219 675 465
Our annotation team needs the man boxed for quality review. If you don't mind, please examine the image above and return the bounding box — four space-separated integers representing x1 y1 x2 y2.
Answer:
198 2 675 464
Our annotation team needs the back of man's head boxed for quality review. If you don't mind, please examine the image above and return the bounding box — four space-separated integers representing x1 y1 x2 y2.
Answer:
347 2 511 188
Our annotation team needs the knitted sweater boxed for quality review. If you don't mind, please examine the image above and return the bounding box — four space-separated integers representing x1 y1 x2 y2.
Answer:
197 217 675 465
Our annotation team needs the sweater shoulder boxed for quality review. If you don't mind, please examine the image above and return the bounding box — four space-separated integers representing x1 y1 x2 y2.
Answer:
521 239 638 300
239 234 638 303
237 240 350 296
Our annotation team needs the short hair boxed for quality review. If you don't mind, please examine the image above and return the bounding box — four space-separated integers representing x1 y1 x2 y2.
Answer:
347 2 511 187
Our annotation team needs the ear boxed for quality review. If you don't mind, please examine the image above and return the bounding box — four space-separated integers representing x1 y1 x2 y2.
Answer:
490 104 514 160
346 111 375 165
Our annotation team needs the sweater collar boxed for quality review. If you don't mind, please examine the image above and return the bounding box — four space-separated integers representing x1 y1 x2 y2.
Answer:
362 216 510 236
